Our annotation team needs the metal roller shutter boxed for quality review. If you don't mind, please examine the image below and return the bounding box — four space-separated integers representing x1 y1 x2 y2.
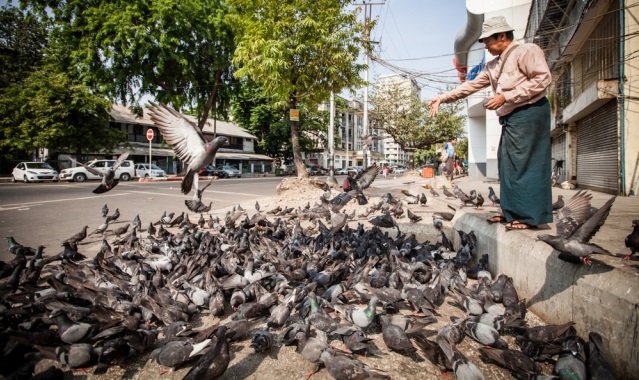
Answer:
576 100 618 194
551 133 567 184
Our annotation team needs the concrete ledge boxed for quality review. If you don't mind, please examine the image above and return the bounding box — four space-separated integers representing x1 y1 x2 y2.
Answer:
448 207 638 379
138 177 168 182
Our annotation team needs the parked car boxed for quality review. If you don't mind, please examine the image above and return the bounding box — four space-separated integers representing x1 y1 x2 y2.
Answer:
59 159 135 182
202 165 228 178
12 162 58 183
335 167 360 175
134 163 166 178
216 165 242 178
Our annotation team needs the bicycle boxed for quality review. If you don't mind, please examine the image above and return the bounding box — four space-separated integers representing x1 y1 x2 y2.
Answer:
551 159 564 187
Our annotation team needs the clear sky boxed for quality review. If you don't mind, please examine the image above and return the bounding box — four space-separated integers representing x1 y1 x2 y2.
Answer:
359 0 469 101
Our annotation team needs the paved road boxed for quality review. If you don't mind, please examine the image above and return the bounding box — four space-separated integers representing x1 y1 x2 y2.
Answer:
0 177 287 261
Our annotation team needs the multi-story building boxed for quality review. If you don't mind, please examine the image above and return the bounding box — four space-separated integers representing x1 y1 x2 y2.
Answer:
314 97 387 169
57 104 273 175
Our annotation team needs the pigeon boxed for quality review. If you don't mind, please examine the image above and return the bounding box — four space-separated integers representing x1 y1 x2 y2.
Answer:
49 309 98 344
148 102 229 195
360 133 385 148
554 336 587 380
347 165 380 196
537 191 616 264
333 296 379 329
419 193 428 206
488 186 500 207
320 351 389 380
89 220 109 237
451 348 485 380
250 329 274 353
186 180 214 212
105 208 120 224
101 204 109 217
587 332 617 379
407 209 422 225
6 236 36 256
433 205 456 222
153 339 211 369
183 326 230 380
132 214 142 230
624 219 639 261
479 347 540 378
473 193 484 210
430 187 440 197
443 186 456 199
552 195 565 212
333 326 372 354
80 152 130 194
368 211 400 234
379 315 416 353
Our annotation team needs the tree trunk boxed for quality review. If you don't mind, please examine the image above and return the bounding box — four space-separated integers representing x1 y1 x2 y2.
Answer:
198 68 226 131
289 97 308 178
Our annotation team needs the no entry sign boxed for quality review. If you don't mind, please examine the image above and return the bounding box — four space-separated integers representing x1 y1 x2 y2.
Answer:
146 129 154 141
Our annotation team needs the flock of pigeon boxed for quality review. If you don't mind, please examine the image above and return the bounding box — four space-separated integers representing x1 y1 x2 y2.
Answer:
1 102 634 379
2 167 631 379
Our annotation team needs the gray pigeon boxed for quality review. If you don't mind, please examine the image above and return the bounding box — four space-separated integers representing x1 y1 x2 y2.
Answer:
537 191 616 265
148 102 229 195
80 152 130 194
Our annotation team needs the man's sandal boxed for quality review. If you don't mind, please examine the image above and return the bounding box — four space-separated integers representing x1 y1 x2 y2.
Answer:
505 221 536 230
486 215 506 224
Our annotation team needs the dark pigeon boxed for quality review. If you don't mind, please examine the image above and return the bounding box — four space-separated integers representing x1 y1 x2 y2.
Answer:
537 191 616 264
624 219 639 261
79 152 130 194
488 186 500 207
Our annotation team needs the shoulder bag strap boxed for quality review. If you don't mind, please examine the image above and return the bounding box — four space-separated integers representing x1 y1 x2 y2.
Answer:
487 44 520 93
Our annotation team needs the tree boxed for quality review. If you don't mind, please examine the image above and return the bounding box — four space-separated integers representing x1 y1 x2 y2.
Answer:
369 82 466 152
0 5 48 91
0 55 125 159
231 80 330 163
23 0 236 129
229 0 369 178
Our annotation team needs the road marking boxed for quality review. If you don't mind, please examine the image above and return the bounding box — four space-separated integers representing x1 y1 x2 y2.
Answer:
125 190 263 197
0 193 129 209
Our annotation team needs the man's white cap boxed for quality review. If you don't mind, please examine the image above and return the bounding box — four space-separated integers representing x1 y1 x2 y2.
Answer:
478 16 514 42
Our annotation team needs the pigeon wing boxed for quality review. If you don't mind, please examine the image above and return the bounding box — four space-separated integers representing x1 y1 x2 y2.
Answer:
356 165 380 190
571 196 616 243
148 102 206 165
112 152 130 171
556 191 593 239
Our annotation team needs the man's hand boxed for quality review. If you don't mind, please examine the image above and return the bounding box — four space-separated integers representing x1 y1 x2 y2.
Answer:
484 93 506 110
428 97 441 117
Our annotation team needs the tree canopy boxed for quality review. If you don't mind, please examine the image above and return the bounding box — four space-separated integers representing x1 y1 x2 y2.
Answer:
0 56 125 159
229 0 369 177
369 82 466 152
231 79 330 163
23 0 236 129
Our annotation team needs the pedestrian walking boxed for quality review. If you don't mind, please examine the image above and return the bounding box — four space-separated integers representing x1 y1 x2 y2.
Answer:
428 16 553 230
383 165 388 179
441 137 457 183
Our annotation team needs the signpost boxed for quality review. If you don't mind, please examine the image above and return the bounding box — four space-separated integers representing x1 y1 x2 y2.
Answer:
147 129 154 178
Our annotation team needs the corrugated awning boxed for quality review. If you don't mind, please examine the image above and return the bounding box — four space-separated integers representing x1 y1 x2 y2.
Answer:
216 152 274 161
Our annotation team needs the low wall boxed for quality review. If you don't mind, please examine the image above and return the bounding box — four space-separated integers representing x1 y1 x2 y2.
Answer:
437 207 638 378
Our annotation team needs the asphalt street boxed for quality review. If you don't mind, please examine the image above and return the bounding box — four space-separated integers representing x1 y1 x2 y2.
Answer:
0 177 287 262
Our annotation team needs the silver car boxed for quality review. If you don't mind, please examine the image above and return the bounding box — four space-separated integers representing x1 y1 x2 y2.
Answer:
135 163 166 178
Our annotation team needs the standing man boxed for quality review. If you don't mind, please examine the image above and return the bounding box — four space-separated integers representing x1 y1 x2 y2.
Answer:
428 16 552 230
443 137 457 183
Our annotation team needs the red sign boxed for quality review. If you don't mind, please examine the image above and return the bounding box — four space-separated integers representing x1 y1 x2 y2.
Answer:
146 129 154 141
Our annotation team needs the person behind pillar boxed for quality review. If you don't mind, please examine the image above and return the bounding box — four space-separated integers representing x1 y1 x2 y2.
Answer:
342 171 356 192
443 137 457 182
428 16 552 230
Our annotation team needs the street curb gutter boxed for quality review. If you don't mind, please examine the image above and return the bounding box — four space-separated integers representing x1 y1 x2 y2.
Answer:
425 199 639 379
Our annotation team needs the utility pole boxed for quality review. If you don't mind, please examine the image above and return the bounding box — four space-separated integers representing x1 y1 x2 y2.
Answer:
327 92 338 186
356 1 383 168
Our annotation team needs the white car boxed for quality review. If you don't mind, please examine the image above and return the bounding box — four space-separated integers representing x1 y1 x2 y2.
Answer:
335 167 359 175
12 162 58 182
135 163 166 178
59 159 135 183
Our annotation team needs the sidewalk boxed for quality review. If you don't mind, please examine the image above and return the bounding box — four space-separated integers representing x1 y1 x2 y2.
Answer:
373 173 638 378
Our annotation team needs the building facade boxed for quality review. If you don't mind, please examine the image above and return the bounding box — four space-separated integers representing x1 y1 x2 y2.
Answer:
454 0 637 195
58 104 272 175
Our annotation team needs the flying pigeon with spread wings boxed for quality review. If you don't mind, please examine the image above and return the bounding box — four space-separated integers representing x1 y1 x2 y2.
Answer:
148 102 229 195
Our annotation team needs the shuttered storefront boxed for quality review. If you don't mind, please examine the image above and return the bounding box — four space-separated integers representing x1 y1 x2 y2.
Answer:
576 100 618 194
551 133 567 184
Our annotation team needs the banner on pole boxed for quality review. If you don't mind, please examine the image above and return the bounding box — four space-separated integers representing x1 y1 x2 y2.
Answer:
290 109 299 121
